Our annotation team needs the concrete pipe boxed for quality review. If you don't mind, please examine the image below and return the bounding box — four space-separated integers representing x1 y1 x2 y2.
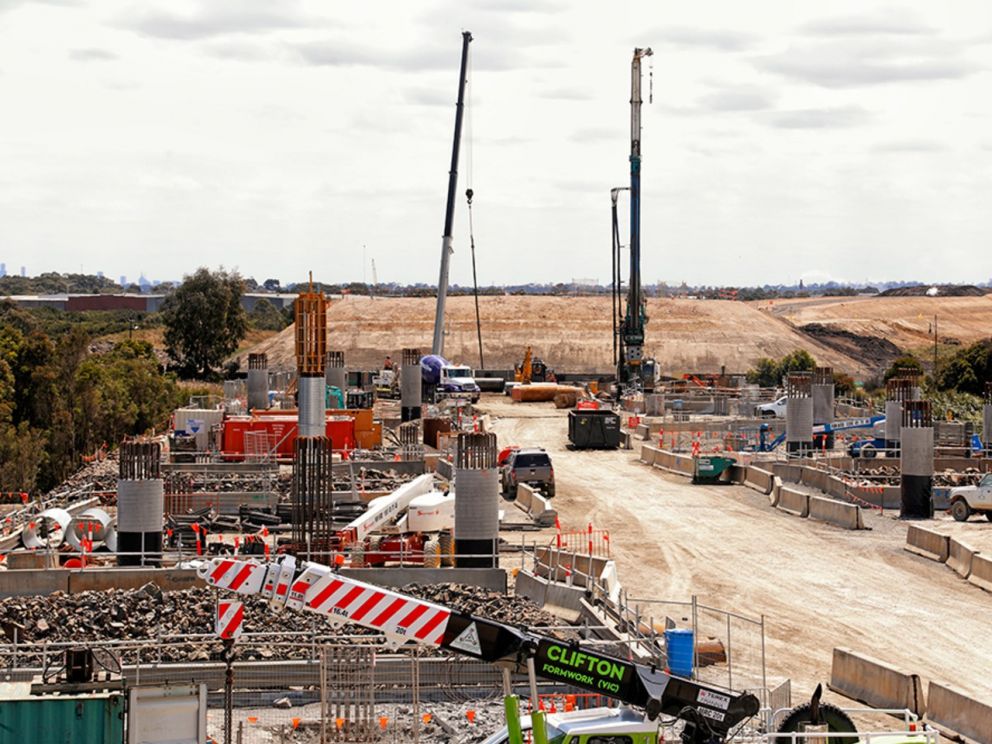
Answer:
21 508 72 550
66 508 113 550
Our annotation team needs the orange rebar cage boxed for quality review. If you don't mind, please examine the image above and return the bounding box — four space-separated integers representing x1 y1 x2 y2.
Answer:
295 292 327 375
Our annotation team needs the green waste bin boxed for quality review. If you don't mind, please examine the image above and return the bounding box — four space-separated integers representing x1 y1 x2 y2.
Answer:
692 456 736 484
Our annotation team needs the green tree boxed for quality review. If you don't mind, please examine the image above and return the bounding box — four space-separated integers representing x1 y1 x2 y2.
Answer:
747 357 779 387
746 350 816 387
883 354 925 382
162 268 247 379
248 298 291 331
936 340 992 395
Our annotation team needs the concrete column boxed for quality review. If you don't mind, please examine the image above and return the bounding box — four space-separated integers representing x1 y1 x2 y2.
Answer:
900 401 934 520
812 367 835 450
297 376 325 438
401 348 422 422
785 372 813 456
325 351 346 405
454 432 499 568
247 353 269 412
117 441 163 567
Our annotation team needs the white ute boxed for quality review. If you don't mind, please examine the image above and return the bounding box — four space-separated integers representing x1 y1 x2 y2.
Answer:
948 472 992 521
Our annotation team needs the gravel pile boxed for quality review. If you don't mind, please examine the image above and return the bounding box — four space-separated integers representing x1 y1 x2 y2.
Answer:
0 583 565 663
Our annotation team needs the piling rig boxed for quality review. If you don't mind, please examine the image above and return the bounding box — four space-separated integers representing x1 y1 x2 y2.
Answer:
615 47 655 394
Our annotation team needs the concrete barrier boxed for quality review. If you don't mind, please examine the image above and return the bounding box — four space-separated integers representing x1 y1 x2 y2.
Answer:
639 444 658 465
0 568 70 597
967 553 992 593
947 538 979 579
655 451 674 472
769 477 782 507
743 466 774 495
777 487 810 518
68 568 203 594
514 483 558 527
904 525 950 563
828 647 925 716
808 495 865 530
672 454 695 477
927 681 992 744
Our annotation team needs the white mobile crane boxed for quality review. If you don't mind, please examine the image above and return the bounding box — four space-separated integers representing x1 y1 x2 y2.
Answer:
197 554 933 744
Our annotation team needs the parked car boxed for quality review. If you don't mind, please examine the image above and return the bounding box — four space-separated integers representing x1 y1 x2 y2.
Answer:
756 396 787 419
499 447 555 499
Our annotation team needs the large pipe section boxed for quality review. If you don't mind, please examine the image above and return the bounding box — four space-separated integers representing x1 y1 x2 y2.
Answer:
454 431 499 568
900 401 934 519
401 348 422 422
247 353 269 412
785 372 813 456
325 351 346 406
117 441 164 566
812 367 835 450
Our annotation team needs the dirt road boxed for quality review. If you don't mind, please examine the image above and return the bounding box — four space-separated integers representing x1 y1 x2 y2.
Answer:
483 396 992 701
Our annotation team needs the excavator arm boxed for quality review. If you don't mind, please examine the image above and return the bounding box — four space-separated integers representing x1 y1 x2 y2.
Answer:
199 555 759 740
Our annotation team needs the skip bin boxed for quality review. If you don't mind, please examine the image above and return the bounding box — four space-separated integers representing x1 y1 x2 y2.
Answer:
568 409 621 449
692 456 737 484
0 684 125 744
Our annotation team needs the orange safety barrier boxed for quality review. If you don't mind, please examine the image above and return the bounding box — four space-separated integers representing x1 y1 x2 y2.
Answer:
553 523 611 558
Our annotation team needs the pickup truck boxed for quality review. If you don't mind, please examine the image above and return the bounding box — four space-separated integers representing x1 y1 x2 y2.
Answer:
948 472 992 521
756 396 787 419
499 447 555 499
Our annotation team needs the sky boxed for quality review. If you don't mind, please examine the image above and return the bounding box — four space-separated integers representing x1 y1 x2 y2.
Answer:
1 0 991 288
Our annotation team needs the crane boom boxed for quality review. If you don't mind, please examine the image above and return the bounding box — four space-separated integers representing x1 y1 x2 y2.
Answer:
432 31 473 357
199 554 759 740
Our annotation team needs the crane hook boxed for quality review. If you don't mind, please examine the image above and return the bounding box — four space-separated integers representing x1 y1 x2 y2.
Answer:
466 188 474 204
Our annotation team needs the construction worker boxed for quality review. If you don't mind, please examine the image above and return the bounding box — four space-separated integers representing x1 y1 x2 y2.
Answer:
383 356 393 370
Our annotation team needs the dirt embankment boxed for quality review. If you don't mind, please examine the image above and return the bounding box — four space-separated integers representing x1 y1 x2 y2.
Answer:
242 296 868 376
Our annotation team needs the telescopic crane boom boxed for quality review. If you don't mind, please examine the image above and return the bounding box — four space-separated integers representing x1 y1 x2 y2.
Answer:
200 554 759 743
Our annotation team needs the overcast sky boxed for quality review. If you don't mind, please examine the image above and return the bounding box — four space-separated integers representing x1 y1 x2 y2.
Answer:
1 0 991 288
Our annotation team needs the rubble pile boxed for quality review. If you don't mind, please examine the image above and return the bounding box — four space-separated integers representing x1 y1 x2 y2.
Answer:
0 583 563 663
849 465 983 488
48 454 120 502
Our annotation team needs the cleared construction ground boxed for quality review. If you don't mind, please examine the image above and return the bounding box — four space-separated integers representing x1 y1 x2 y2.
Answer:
481 395 992 704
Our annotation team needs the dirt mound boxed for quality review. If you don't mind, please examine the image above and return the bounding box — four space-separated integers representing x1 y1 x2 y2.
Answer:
879 285 988 297
769 295 992 354
798 324 902 370
242 295 867 376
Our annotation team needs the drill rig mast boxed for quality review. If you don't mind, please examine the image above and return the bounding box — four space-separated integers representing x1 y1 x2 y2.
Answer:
617 47 653 389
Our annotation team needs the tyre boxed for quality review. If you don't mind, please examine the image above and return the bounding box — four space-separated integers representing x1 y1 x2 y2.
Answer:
438 532 455 567
951 499 971 522
423 537 442 568
544 483 555 499
861 444 876 459
775 702 857 744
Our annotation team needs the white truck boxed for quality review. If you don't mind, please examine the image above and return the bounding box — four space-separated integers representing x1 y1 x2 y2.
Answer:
948 472 992 522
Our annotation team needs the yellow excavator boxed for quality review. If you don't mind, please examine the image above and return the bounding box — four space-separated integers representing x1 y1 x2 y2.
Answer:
514 346 554 384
